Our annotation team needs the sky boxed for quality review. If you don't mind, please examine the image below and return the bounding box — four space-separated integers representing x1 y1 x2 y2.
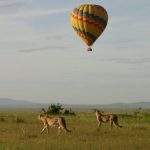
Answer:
0 0 150 104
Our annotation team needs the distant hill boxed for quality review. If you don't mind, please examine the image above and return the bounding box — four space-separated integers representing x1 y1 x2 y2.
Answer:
63 102 150 109
0 98 42 108
0 98 150 109
96 102 150 109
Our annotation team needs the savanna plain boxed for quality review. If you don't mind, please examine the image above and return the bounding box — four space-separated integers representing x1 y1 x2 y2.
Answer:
0 108 150 150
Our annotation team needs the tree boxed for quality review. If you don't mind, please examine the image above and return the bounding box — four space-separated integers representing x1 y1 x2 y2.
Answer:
41 104 64 115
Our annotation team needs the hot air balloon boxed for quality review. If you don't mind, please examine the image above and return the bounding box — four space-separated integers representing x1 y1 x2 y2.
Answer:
70 4 108 51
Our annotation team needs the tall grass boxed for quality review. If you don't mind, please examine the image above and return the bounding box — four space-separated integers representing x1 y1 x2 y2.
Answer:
0 109 149 150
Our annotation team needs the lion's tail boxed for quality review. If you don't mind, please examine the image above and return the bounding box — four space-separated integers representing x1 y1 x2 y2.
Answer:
66 128 72 132
115 116 123 128
118 125 123 128
61 117 72 132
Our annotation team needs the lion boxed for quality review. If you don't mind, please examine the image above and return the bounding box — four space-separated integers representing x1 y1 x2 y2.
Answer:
38 114 71 134
95 110 122 129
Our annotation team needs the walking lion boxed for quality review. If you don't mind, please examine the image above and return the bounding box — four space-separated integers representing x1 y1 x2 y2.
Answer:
95 110 122 129
38 114 71 134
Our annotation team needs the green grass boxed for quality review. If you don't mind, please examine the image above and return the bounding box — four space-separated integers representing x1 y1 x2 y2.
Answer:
0 109 150 150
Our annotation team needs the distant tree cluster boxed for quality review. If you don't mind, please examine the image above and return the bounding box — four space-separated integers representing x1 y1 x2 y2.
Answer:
40 104 75 116
0 114 5 122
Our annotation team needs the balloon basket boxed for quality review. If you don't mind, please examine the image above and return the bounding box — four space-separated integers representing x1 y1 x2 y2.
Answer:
87 47 92 51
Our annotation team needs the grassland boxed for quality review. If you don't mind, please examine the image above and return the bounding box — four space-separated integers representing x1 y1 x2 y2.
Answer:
0 108 150 150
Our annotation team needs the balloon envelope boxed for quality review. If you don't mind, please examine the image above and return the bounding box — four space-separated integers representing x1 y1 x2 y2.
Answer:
71 4 108 48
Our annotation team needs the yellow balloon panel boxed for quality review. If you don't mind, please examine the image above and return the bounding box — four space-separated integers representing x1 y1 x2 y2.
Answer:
71 4 108 47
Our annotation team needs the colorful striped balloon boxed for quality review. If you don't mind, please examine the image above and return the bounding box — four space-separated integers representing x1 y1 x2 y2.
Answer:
71 4 108 51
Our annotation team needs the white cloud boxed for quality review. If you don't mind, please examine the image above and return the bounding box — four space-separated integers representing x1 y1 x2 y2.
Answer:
0 17 70 53
0 0 24 6
0 8 70 19
0 5 71 53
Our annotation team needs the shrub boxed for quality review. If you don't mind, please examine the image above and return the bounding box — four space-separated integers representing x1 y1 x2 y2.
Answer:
16 116 24 123
63 108 76 116
118 113 133 118
0 115 5 122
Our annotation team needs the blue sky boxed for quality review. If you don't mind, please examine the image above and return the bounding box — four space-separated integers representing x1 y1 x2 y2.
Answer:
0 0 150 104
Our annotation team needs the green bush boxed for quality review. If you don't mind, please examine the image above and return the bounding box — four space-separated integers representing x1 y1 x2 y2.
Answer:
63 108 76 116
41 104 64 115
16 116 24 123
0 115 5 122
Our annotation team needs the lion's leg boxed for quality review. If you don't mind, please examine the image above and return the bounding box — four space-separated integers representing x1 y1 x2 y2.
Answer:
58 126 62 135
46 126 49 134
64 128 67 134
110 120 113 129
41 125 47 134
113 121 119 128
98 121 101 128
